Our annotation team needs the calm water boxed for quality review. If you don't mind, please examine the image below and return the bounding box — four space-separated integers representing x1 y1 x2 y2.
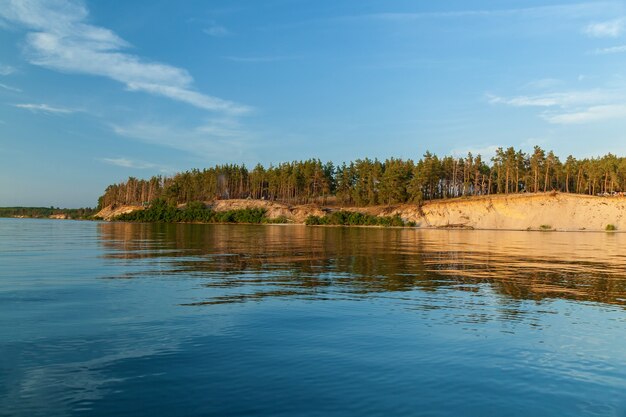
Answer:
1 218 626 417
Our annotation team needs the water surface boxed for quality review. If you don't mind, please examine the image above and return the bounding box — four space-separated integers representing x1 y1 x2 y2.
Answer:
1 219 625 416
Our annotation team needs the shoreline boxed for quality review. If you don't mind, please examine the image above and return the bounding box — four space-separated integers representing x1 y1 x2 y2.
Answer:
5 216 625 233
93 192 626 232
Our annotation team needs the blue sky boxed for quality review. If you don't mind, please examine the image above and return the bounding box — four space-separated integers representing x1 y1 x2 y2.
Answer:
2 0 626 207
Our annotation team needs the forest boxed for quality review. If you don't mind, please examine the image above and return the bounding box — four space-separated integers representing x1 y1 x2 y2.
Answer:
97 146 626 209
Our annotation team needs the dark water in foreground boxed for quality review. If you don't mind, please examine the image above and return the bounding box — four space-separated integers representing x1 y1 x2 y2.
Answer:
1 219 626 417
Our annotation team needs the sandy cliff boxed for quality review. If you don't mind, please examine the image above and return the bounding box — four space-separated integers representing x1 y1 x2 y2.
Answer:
96 193 626 231
95 204 144 220
386 193 626 231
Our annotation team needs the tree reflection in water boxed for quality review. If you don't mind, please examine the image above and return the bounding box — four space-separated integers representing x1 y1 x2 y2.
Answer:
98 223 626 308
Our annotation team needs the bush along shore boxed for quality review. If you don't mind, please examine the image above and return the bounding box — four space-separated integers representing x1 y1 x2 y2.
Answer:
113 199 412 227
305 211 412 227
114 200 269 224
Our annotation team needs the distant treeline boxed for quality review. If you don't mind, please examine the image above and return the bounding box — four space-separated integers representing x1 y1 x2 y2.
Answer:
0 207 96 219
98 146 626 208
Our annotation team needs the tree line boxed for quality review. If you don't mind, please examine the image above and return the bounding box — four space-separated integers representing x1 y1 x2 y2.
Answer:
98 146 626 208
0 207 96 219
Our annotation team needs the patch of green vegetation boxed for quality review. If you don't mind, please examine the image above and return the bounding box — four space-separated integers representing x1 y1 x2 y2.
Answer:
606 224 617 231
539 224 553 231
305 211 407 227
115 199 267 224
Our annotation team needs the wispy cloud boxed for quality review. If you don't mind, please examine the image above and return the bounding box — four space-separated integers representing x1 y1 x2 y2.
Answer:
487 90 619 108
543 104 626 124
223 55 296 63
0 0 249 114
111 118 255 160
203 22 231 37
592 44 626 54
99 157 172 172
100 157 155 169
0 64 15 75
14 103 75 114
522 78 563 90
583 17 626 37
488 87 626 125
342 3 617 22
0 82 21 92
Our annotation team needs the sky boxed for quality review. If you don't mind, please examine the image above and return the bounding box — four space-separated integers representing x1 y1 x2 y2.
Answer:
2 0 626 207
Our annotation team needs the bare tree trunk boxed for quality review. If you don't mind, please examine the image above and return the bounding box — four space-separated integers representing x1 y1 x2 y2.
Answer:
505 166 510 194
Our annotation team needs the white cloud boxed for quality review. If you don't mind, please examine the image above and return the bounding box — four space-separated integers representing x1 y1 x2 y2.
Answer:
489 87 626 125
583 17 626 37
100 157 154 169
0 82 21 92
203 23 231 37
125 82 248 114
223 56 296 63
99 157 172 172
344 3 617 22
487 90 619 108
593 44 626 54
111 118 255 160
14 103 75 114
0 0 249 114
543 104 626 124
523 78 563 90
0 64 15 75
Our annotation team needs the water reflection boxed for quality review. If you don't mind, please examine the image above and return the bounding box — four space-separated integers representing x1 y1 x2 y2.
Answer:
98 223 626 307
3 219 626 416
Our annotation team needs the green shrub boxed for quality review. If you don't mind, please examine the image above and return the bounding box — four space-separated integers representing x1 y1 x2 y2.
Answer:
213 208 266 223
606 224 617 231
305 215 327 225
114 200 267 224
539 224 553 231
305 211 407 227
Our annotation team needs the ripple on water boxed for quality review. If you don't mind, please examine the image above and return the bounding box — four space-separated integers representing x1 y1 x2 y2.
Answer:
1 220 626 416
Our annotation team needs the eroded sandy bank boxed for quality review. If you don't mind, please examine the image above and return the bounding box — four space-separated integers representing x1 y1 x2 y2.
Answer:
96 193 626 231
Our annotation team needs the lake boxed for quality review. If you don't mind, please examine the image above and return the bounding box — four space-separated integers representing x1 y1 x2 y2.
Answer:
1 218 625 416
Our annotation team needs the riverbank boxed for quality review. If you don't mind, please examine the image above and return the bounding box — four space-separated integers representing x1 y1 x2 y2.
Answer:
0 206 97 220
95 192 626 231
